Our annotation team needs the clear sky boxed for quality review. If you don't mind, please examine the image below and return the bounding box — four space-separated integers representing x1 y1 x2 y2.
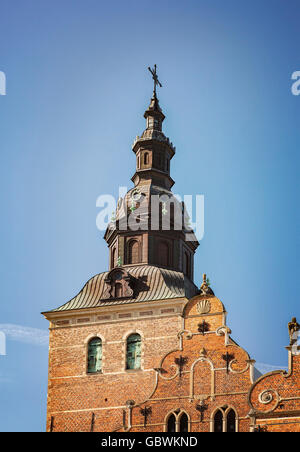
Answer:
0 0 299 431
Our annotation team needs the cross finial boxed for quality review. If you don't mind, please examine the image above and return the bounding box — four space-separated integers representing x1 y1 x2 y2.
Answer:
148 64 162 97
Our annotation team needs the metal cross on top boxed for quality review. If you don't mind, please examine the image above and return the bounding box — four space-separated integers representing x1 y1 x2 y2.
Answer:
148 64 162 96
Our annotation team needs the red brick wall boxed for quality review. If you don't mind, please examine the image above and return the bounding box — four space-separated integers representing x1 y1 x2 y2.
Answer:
46 295 300 432
46 314 182 432
249 352 300 432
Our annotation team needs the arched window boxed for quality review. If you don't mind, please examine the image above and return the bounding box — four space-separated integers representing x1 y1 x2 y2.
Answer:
179 413 189 432
115 282 123 298
87 338 102 373
226 409 236 432
214 410 223 433
128 240 140 264
167 414 176 433
137 155 140 169
126 334 141 369
158 241 169 267
144 152 149 165
166 411 189 432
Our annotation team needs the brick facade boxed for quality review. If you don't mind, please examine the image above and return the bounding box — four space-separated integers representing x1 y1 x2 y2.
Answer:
45 303 184 432
44 291 300 432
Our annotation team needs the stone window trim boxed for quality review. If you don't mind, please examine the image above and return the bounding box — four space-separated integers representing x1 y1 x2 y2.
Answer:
164 409 191 433
122 329 145 372
210 406 239 432
84 333 106 375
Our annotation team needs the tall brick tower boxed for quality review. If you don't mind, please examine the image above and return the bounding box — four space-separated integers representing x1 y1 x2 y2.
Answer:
43 68 300 433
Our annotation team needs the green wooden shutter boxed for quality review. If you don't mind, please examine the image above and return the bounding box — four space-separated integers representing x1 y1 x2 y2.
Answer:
126 334 141 369
88 338 102 373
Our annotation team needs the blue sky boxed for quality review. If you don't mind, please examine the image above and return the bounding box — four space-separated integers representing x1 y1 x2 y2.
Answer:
0 0 299 431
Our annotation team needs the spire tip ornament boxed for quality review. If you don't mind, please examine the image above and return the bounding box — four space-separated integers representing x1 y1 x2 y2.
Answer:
148 64 162 97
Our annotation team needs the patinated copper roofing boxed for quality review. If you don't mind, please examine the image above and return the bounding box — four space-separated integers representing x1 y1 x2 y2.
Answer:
49 265 198 312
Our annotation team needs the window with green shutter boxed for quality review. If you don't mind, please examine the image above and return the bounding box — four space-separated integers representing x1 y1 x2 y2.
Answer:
126 334 141 369
87 338 102 373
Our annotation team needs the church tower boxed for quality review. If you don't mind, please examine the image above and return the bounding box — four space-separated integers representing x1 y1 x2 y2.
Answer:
104 66 198 280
